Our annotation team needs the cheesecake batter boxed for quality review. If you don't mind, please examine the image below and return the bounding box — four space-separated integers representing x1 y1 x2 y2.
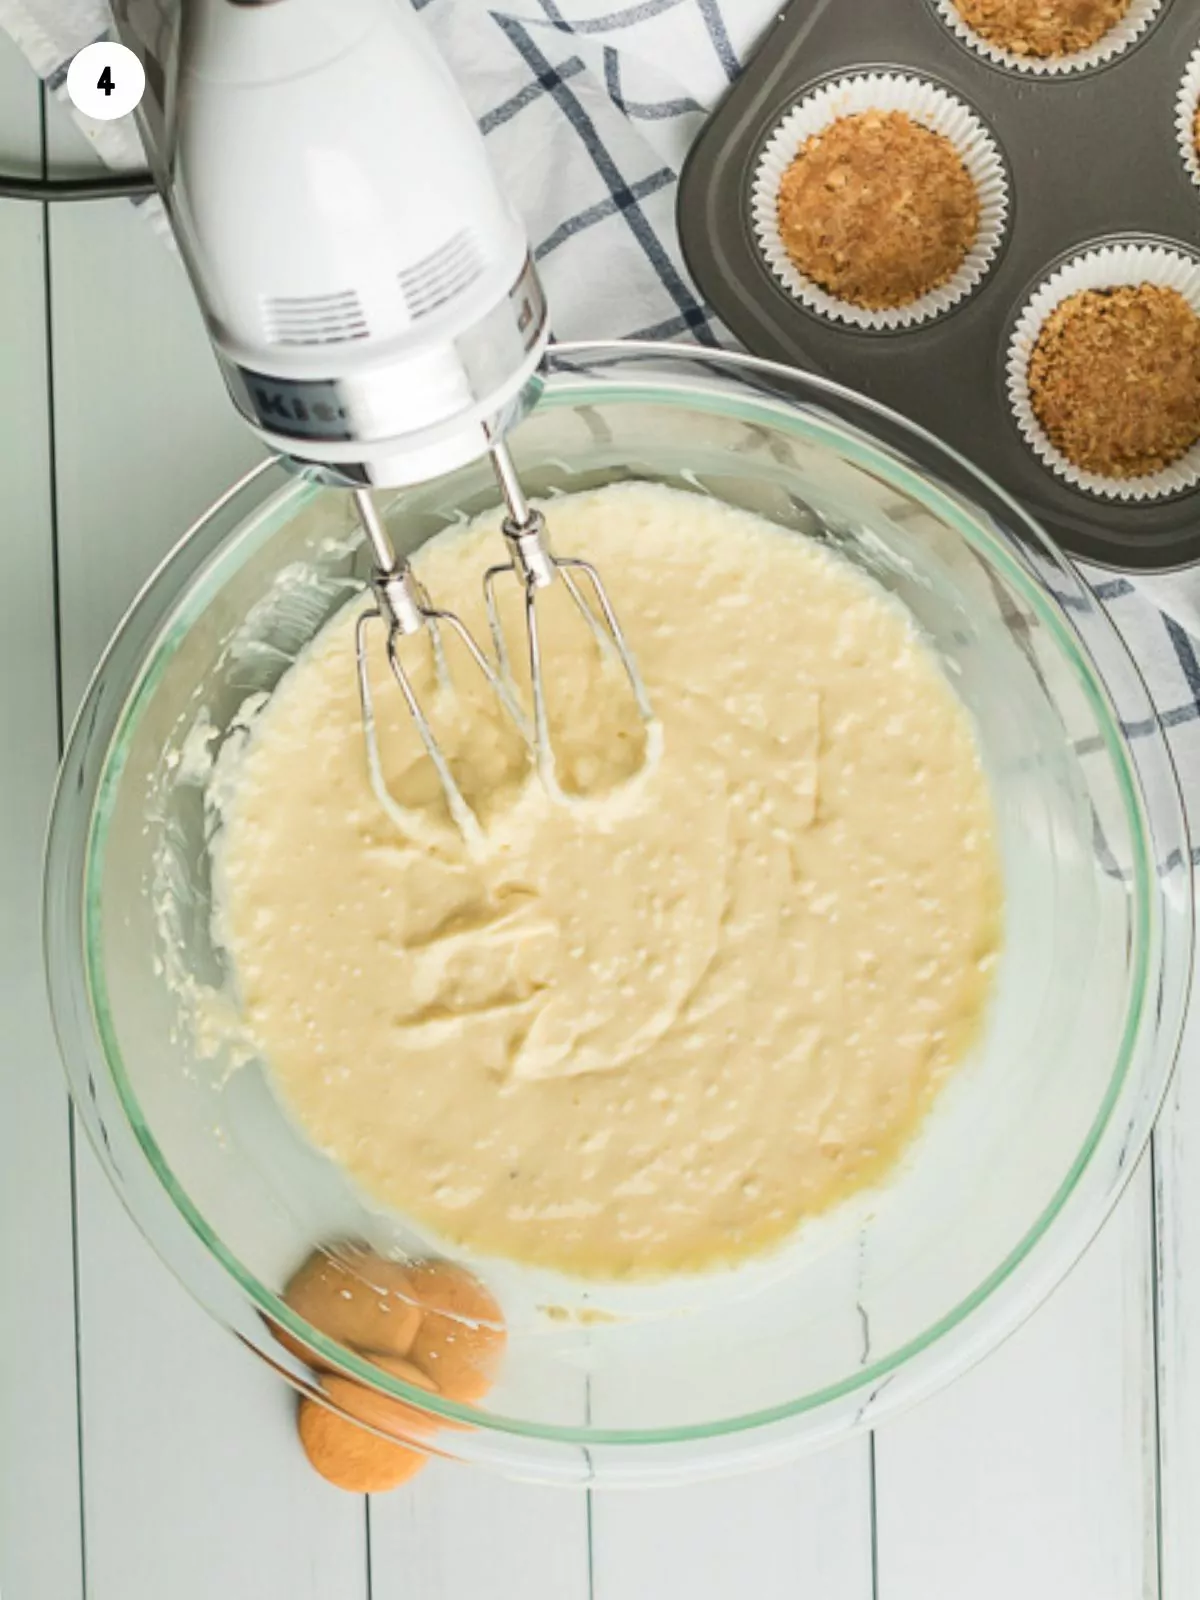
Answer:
213 483 1001 1279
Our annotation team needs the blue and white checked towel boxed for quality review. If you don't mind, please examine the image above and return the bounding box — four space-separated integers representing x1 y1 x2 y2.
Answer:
4 0 1200 830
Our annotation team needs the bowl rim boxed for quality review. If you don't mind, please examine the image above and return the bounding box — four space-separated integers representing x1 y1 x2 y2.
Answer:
45 341 1194 1468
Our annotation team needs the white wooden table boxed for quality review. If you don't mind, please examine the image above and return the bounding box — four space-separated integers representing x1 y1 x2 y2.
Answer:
2 39 1198 1600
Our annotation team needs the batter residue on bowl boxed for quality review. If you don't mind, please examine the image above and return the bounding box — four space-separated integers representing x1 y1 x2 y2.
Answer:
212 483 1002 1280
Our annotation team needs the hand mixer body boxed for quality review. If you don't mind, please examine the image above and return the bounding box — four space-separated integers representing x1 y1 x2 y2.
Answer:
112 0 658 838
113 0 549 488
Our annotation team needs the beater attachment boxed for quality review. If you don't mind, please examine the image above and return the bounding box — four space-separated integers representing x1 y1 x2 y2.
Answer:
352 451 660 845
352 488 529 848
482 444 661 798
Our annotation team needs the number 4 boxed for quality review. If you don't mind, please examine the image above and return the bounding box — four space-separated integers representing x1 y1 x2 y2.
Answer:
97 64 115 96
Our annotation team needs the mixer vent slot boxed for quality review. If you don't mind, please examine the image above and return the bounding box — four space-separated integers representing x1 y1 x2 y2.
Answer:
398 230 484 320
262 289 369 346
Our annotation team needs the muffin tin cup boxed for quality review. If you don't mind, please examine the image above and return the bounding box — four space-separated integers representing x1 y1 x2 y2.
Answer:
750 72 1010 332
1174 45 1200 190
1006 241 1200 502
931 0 1164 77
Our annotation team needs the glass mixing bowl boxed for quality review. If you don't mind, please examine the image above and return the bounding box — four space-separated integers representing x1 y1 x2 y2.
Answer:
45 343 1192 1485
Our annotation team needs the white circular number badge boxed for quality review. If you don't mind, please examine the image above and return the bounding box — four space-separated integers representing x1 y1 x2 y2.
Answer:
66 41 146 122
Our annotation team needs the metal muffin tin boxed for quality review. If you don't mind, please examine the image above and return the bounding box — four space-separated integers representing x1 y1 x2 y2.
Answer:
677 0 1200 570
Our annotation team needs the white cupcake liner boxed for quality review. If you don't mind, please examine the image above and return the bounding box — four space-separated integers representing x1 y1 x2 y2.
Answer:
1006 242 1200 502
750 73 1009 332
1174 46 1200 190
932 0 1163 77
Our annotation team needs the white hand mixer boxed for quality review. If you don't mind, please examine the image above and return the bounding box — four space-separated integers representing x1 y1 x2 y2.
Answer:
112 0 657 834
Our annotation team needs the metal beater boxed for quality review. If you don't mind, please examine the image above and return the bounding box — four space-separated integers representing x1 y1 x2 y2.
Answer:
114 0 659 842
483 444 660 800
351 442 660 842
